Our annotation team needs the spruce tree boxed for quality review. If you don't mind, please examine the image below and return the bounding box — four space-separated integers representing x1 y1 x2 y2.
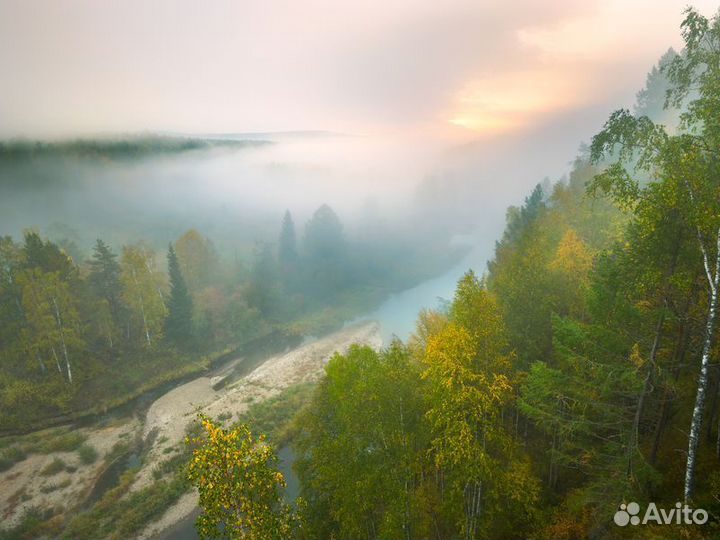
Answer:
278 210 298 295
165 243 193 347
88 239 122 319
278 210 297 272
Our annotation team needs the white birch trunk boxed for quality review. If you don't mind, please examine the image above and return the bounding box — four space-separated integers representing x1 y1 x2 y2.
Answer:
684 225 720 502
35 350 46 373
132 268 151 346
52 296 72 384
51 346 62 375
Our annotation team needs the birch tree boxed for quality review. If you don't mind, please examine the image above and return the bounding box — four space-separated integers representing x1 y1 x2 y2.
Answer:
589 7 720 502
17 268 83 383
423 273 539 539
187 415 299 540
120 245 167 347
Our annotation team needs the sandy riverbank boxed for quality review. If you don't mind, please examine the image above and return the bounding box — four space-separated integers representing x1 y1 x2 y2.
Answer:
138 320 382 539
0 320 382 537
0 418 140 528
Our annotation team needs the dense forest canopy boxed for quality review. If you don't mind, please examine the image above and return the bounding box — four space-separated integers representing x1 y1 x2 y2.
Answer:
180 7 720 540
0 199 463 431
2 4 720 540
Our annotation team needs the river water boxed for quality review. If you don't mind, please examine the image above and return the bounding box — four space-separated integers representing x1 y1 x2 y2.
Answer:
153 239 491 539
357 239 491 343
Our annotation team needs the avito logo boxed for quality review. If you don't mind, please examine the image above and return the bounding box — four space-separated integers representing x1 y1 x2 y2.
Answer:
614 501 708 526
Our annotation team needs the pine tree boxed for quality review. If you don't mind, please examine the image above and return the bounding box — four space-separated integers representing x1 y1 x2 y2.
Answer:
304 204 347 297
175 229 219 292
165 243 193 347
88 239 122 320
278 210 298 274
22 230 77 281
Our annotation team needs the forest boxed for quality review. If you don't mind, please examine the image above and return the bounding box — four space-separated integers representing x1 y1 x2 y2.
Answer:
1 4 719 540
183 8 720 540
0 200 459 431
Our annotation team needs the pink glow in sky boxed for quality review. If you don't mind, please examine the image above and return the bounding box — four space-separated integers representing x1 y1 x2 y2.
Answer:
0 0 718 140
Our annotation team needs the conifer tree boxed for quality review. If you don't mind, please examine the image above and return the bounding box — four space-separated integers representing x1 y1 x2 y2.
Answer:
165 243 193 347
278 210 298 275
88 239 122 320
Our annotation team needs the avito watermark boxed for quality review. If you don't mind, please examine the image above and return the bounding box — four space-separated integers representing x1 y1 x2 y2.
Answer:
614 501 708 527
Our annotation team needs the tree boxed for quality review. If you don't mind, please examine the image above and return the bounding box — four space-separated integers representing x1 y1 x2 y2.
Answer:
278 210 298 275
87 239 123 322
634 48 679 124
589 7 720 502
246 242 280 317
0 236 25 356
422 321 538 539
120 245 166 347
304 204 347 297
486 184 566 370
278 210 298 272
165 244 194 347
175 229 219 293
186 415 299 540
22 230 77 281
497 184 546 247
17 268 84 383
547 229 593 319
519 314 654 521
408 308 448 360
295 343 431 540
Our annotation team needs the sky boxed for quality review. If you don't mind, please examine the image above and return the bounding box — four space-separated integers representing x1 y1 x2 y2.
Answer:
0 0 718 141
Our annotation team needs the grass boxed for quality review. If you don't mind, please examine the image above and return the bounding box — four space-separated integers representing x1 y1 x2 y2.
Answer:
62 456 189 539
77 444 98 465
235 382 316 446
0 507 58 540
39 478 71 494
0 427 87 472
36 431 86 453
0 345 233 433
152 451 187 481
40 458 66 476
0 446 27 472
5 382 316 540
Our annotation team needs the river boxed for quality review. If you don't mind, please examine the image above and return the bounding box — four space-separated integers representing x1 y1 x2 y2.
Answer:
358 238 491 342
152 239 490 539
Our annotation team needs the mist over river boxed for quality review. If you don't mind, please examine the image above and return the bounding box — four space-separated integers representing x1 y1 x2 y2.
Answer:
151 238 490 540
359 236 491 342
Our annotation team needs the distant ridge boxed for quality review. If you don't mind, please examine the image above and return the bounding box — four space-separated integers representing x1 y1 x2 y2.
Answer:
0 135 267 162
175 130 352 141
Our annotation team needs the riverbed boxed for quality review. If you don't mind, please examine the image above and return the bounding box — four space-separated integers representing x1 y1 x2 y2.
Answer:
147 241 491 540
0 240 490 539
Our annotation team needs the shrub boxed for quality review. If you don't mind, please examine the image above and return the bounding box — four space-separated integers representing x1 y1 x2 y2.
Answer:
77 444 98 465
0 446 27 471
40 458 66 476
0 507 50 540
40 479 71 494
39 432 86 453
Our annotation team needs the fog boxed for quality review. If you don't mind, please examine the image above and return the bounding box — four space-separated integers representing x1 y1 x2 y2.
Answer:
2 0 715 263
0 133 447 257
0 121 581 267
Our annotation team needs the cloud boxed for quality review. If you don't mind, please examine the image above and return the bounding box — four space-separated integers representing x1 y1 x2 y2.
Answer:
0 0 715 139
